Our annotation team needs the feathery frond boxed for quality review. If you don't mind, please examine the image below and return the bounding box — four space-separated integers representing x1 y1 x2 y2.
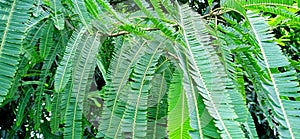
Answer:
34 29 61 130
222 0 298 18
50 0 65 30
168 70 192 139
218 33 259 138
239 0 293 6
0 0 299 138
54 28 87 93
98 36 148 138
122 39 163 139
178 4 246 139
0 0 33 105
64 32 101 138
16 88 33 126
71 0 92 32
247 11 300 139
147 73 168 139
39 21 54 59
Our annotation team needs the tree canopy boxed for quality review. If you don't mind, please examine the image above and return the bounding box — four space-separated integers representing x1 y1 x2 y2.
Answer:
0 0 299 138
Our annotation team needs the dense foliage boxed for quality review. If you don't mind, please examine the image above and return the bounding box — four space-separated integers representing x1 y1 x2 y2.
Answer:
0 0 299 138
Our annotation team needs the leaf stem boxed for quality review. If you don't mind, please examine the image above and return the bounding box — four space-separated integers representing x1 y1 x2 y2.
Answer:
109 24 178 37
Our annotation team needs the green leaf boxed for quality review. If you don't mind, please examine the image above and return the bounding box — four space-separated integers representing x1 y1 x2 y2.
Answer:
239 0 293 6
71 0 92 33
244 5 300 23
50 0 65 30
149 0 167 20
95 0 129 24
133 0 178 41
172 34 220 138
16 88 33 126
221 0 246 17
217 33 258 138
34 30 61 130
60 82 73 124
33 0 42 17
98 36 148 138
0 0 33 105
23 21 47 63
177 4 246 138
96 54 107 82
247 11 300 139
172 38 209 139
64 32 101 139
84 0 99 19
39 21 54 59
147 74 168 139
54 28 87 93
244 113 259 139
51 34 72 133
27 8 50 30
168 70 192 139
122 40 163 139
222 0 296 17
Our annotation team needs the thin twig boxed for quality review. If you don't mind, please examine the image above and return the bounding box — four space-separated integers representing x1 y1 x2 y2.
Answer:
109 31 129 37
166 51 178 60
201 7 230 19
65 19 75 30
